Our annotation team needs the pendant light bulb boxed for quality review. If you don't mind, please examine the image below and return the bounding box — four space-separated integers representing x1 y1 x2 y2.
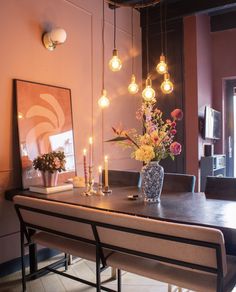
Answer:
142 76 156 102
161 73 174 94
98 89 110 108
109 49 122 72
156 54 168 74
128 74 139 94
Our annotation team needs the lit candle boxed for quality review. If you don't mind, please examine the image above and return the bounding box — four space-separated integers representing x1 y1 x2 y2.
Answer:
89 137 93 167
83 149 88 186
104 156 109 188
98 165 102 185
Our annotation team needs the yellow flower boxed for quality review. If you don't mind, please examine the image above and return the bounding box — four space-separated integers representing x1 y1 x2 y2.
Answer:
134 145 155 163
140 133 152 145
159 131 166 138
150 130 159 144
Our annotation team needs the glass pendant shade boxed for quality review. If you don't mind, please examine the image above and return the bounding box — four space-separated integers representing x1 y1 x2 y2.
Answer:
109 49 122 72
142 76 156 102
128 74 139 94
98 89 110 108
161 73 174 94
156 54 168 74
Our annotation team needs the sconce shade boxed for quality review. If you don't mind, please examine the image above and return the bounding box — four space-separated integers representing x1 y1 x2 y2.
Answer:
42 28 67 51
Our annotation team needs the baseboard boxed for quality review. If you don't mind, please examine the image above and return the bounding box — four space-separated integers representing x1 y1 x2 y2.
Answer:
0 248 60 278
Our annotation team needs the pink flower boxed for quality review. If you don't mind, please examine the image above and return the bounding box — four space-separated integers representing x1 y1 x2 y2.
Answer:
163 135 170 142
171 121 176 128
171 129 177 135
170 142 182 155
149 126 157 133
171 109 183 121
146 115 152 122
153 136 159 143
54 157 61 169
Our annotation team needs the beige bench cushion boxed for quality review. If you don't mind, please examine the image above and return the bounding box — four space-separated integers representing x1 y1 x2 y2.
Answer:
107 252 236 292
32 232 111 262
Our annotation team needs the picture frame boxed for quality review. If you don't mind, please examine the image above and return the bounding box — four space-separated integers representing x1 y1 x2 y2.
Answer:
15 79 76 189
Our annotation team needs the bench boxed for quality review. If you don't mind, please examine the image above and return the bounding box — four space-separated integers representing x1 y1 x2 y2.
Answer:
14 195 236 292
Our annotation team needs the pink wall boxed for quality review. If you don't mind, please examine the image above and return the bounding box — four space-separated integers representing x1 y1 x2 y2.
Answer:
0 0 142 264
196 15 212 117
184 14 212 190
212 28 236 153
184 16 199 180
196 15 213 162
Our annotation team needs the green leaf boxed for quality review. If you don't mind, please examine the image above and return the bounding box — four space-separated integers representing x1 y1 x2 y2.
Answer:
170 153 175 160
105 137 128 142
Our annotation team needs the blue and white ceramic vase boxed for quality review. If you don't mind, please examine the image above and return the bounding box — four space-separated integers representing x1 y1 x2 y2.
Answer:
141 161 164 203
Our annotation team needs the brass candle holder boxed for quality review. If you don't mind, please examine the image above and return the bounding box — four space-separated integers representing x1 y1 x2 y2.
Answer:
96 183 105 196
103 185 112 194
83 166 96 195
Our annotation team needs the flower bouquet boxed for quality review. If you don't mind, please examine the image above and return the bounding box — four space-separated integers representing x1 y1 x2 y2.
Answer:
108 99 183 202
109 100 183 163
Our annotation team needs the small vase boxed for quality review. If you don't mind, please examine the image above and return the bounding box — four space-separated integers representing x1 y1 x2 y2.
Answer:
41 171 58 187
141 161 164 203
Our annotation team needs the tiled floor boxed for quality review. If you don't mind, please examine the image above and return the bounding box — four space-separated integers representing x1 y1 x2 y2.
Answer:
1 255 235 292
0 255 182 292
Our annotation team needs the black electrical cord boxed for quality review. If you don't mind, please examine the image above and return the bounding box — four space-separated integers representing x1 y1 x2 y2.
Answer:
131 7 134 73
102 0 105 89
146 7 149 75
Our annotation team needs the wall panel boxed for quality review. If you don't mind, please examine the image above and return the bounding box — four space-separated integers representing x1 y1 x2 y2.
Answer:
0 0 142 264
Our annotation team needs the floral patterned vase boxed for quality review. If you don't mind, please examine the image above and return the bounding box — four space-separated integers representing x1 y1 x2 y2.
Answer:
41 171 58 187
141 161 164 203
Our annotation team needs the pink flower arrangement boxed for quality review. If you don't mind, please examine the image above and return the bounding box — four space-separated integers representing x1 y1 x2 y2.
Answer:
33 151 66 173
109 100 183 164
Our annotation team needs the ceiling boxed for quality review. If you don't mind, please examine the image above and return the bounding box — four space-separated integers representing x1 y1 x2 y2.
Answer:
108 0 236 18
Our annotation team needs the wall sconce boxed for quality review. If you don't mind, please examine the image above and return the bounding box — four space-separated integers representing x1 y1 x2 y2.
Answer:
42 28 67 51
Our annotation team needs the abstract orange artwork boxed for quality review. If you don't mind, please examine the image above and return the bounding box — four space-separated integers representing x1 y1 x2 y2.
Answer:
15 79 76 189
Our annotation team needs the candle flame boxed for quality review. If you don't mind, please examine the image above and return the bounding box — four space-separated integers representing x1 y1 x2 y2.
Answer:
98 165 102 173
83 149 87 155
89 137 93 144
104 155 108 161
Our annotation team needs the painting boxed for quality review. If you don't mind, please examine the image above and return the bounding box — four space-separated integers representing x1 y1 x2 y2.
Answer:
15 79 76 189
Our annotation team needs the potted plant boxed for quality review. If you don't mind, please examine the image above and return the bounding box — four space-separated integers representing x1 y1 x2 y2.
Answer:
33 151 66 187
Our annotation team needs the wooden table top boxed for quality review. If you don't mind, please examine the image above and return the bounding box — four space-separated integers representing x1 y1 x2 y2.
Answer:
7 186 236 254
12 186 236 232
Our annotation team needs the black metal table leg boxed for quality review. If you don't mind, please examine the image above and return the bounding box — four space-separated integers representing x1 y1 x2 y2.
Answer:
28 229 38 275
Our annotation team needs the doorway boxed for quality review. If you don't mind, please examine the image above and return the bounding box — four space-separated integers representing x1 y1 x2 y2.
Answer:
225 79 236 177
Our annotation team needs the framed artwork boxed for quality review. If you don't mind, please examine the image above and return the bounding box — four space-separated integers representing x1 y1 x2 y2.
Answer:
15 79 76 189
